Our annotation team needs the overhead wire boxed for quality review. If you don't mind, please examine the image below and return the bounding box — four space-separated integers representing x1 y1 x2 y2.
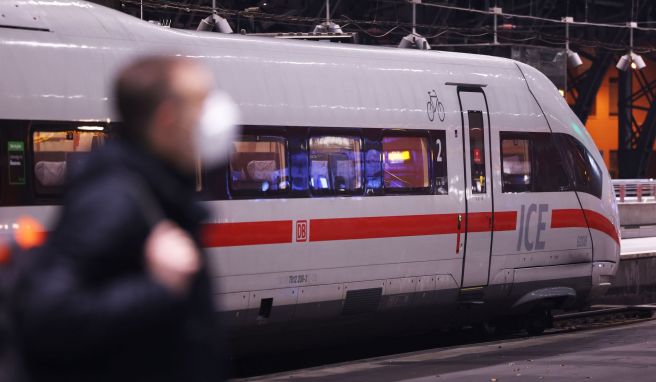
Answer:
416 0 656 32
119 0 656 54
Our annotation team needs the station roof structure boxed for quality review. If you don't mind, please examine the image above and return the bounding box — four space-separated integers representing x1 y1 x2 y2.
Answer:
99 0 656 56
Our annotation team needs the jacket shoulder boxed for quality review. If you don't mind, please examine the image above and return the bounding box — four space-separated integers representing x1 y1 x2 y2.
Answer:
50 169 153 264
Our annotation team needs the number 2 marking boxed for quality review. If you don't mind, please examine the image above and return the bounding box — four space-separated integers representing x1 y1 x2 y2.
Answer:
436 138 443 162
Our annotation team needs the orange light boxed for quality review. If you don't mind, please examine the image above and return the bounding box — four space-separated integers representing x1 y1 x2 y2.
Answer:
387 151 411 163
0 243 10 265
15 216 46 250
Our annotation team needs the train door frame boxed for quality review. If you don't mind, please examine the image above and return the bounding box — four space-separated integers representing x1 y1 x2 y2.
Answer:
457 87 494 288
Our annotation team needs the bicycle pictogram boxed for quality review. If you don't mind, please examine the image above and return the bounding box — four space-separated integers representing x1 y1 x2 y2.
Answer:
427 90 445 122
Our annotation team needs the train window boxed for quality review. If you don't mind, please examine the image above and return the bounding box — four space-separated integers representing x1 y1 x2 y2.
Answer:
382 136 430 192
32 128 107 195
501 137 531 193
501 132 573 193
363 133 383 195
433 130 448 195
468 111 486 194
561 135 603 198
229 136 289 195
364 147 382 191
532 134 571 192
309 136 362 194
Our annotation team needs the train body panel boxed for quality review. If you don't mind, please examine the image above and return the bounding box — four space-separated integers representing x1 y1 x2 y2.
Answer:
516 62 620 298
0 0 620 342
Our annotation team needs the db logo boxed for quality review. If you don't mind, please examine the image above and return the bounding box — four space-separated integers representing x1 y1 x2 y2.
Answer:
296 220 308 242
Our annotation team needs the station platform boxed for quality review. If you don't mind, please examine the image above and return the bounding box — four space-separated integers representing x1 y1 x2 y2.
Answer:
602 237 656 305
247 319 656 381
620 236 656 257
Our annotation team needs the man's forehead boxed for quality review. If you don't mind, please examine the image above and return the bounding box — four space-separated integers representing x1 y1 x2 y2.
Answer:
170 62 213 94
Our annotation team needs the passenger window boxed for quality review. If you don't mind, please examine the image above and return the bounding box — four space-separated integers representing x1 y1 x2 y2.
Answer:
433 130 448 195
32 127 107 195
309 136 362 194
229 136 289 194
382 136 430 192
561 135 603 198
501 136 531 193
468 111 486 194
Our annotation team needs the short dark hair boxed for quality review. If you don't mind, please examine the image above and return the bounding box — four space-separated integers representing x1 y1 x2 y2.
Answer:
113 56 188 141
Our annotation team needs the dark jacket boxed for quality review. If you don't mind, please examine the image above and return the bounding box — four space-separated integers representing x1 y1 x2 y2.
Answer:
1 244 27 382
13 140 225 382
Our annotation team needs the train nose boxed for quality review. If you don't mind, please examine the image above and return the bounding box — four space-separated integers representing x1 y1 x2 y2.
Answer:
587 177 621 300
589 261 618 300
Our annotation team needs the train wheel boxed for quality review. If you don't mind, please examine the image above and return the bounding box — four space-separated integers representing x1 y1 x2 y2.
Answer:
475 321 498 338
526 309 552 335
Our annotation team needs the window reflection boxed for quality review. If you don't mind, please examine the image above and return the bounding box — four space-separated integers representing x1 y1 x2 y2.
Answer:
309 136 362 194
229 136 288 194
501 137 531 193
382 136 429 191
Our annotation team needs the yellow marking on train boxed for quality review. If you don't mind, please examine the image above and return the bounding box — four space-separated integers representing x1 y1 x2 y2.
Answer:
460 286 484 292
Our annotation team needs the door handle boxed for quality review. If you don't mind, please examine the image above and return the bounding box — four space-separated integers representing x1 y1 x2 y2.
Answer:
456 214 463 254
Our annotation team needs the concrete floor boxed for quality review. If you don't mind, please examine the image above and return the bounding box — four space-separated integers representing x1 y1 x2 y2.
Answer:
246 319 656 381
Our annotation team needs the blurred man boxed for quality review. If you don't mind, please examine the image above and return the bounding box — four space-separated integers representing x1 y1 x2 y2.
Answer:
1 217 45 382
14 56 228 382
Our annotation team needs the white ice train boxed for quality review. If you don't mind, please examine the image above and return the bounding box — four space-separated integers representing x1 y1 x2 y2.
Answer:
0 1 620 348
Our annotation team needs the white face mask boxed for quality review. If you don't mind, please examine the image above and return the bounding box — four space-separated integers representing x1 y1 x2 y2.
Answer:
195 91 240 168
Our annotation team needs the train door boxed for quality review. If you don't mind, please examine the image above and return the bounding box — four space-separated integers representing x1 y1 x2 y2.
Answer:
458 89 493 288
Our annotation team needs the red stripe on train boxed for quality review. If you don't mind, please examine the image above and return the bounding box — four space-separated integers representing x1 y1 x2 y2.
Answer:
550 209 587 228
201 212 520 247
310 212 518 242
550 208 619 244
309 214 460 242
583 209 620 244
465 212 492 232
494 211 519 231
202 220 293 247
465 211 517 232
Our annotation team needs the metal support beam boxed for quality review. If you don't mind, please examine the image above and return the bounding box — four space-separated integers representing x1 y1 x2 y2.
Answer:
568 51 612 125
617 68 656 178
618 68 636 178
616 0 654 178
624 69 656 178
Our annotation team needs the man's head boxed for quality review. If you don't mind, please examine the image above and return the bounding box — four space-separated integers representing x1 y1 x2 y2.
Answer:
114 56 214 174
